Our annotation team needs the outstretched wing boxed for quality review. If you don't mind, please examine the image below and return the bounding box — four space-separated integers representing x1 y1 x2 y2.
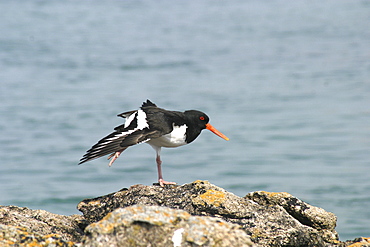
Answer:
78 128 162 165
78 107 164 165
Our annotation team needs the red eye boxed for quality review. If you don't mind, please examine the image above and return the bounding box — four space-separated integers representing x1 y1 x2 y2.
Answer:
200 116 205 121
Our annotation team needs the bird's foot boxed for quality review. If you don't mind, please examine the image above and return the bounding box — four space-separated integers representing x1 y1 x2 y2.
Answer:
107 151 121 167
158 179 177 187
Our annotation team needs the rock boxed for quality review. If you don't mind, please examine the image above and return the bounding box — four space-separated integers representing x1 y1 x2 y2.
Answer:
0 205 86 243
77 180 342 247
0 224 76 247
245 191 337 230
1 181 367 246
245 191 339 244
345 237 370 247
82 205 255 247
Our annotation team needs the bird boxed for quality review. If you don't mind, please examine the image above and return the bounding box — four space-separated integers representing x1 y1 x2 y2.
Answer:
78 99 229 186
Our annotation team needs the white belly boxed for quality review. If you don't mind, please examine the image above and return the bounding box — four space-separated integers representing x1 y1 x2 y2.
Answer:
147 124 188 148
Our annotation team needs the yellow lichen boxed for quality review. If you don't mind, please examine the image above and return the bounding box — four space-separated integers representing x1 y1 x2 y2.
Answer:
347 243 366 247
43 234 61 239
89 220 117 234
259 191 292 198
197 189 226 207
87 200 102 206
250 227 266 240
347 237 370 247
193 180 209 184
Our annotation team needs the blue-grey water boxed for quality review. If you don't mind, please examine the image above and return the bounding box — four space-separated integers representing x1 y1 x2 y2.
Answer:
1 0 369 241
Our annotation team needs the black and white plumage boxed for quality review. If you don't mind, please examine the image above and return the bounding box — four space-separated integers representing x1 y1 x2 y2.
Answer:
79 100 229 186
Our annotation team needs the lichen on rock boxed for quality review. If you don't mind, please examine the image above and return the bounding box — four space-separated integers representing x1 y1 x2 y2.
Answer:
1 180 368 246
0 224 76 247
77 180 342 246
0 205 86 243
82 205 254 247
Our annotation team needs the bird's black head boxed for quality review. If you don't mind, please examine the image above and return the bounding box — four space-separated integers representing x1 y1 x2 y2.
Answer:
184 110 210 129
184 110 229 142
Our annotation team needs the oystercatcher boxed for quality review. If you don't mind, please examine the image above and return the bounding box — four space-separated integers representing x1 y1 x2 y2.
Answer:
79 100 229 186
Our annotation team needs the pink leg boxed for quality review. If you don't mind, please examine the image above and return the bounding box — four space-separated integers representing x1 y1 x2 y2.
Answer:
107 148 126 167
156 155 176 187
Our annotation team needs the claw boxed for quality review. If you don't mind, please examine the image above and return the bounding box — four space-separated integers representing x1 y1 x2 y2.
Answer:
158 179 177 187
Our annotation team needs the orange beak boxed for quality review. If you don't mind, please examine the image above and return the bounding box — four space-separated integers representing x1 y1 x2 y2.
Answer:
205 123 229 141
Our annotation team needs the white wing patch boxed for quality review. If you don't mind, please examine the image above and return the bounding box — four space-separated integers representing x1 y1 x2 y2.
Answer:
110 110 149 140
79 110 151 164
90 110 149 150
136 109 150 130
148 124 188 148
124 111 137 128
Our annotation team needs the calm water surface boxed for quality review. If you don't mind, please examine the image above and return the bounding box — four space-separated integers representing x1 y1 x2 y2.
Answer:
0 0 369 241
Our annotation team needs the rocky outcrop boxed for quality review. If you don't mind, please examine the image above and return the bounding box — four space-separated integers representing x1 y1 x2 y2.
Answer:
78 180 341 246
0 205 86 243
83 205 254 247
0 223 76 247
344 238 370 247
245 191 337 230
1 180 369 246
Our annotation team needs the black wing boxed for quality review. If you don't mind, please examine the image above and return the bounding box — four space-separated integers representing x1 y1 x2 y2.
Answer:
78 127 163 165
78 105 169 165
79 100 179 165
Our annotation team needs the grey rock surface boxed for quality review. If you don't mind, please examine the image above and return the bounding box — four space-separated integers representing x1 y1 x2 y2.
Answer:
245 191 337 230
0 223 76 247
1 181 368 246
77 180 342 246
0 205 86 243
82 204 255 247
